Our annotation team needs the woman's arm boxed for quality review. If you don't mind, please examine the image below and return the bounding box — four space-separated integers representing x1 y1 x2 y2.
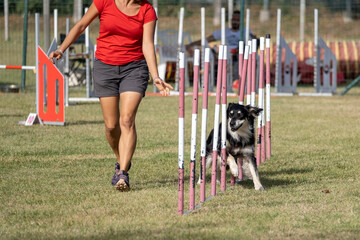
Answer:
142 20 173 96
49 3 99 63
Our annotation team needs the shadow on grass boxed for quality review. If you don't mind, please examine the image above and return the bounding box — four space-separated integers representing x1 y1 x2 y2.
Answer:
0 114 23 118
67 120 104 126
261 167 313 176
131 167 313 191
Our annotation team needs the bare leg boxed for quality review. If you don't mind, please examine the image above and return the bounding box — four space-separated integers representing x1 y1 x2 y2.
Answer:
118 92 143 171
100 96 121 163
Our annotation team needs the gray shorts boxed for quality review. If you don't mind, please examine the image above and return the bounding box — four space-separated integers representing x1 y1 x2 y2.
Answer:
93 58 149 97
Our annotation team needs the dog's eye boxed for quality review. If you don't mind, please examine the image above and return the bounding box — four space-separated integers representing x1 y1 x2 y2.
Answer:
229 111 234 117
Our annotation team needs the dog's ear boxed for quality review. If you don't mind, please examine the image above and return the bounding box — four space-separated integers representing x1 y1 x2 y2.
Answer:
246 105 263 117
227 102 234 113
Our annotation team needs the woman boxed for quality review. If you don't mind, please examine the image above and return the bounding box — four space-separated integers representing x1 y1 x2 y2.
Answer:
49 0 173 192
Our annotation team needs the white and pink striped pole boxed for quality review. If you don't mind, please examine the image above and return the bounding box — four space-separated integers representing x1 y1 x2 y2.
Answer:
220 45 227 192
256 37 265 166
238 41 244 96
178 52 185 215
200 48 210 203
246 41 252 106
251 39 257 107
266 34 272 160
239 45 249 105
211 45 224 197
189 49 200 210
0 65 35 70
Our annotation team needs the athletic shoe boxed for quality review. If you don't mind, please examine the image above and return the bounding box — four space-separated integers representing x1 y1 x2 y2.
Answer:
115 170 130 192
111 163 121 186
111 162 132 186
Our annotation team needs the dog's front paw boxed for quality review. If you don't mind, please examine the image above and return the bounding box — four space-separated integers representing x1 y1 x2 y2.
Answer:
230 165 239 177
255 185 265 191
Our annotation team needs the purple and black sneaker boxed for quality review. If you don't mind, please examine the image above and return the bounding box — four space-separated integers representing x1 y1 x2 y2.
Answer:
115 170 130 192
111 163 121 186
111 162 131 186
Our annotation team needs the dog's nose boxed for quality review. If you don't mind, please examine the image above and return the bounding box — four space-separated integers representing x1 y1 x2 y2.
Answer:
230 121 235 127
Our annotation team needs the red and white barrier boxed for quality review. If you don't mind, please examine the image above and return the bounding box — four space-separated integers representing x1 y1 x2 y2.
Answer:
189 49 200 210
0 65 35 70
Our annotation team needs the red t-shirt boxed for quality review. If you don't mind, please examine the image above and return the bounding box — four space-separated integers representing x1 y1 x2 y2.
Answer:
93 0 157 65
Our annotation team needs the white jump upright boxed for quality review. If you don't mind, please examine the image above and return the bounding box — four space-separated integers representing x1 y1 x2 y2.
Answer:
275 9 297 95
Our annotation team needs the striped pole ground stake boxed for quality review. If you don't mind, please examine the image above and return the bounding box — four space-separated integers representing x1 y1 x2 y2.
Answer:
211 45 224 197
189 49 200 210
266 35 272 160
200 48 211 203
251 39 257 107
178 52 185 215
256 37 265 166
246 41 252 105
220 45 227 192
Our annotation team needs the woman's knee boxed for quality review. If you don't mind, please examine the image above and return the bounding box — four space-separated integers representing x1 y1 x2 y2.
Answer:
105 123 120 135
119 115 135 131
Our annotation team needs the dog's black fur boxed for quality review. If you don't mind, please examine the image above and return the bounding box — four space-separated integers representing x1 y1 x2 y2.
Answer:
202 103 264 190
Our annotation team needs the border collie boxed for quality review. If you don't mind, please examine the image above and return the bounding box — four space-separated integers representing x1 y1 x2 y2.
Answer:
201 103 264 191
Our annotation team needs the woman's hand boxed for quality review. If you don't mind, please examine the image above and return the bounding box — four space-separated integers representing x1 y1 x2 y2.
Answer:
154 77 173 96
48 49 63 64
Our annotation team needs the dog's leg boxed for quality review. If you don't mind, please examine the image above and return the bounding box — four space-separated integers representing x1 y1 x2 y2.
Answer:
198 153 213 185
216 155 221 184
246 156 264 191
227 154 239 177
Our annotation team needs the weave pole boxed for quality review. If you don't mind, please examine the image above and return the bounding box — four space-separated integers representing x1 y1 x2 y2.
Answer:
239 45 249 105
220 45 228 192
251 39 257 107
246 41 252 105
178 52 185 215
211 45 224 197
175 7 184 91
189 49 200 210
256 37 265 166
200 48 211 203
237 41 244 96
266 35 272 160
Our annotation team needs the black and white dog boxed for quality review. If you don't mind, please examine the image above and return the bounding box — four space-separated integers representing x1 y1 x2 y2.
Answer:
200 103 264 191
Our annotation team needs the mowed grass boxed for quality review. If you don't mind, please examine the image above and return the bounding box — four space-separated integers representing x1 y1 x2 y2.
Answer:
0 86 360 239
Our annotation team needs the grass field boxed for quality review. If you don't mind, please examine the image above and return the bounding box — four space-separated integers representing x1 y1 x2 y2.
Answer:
0 85 360 239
